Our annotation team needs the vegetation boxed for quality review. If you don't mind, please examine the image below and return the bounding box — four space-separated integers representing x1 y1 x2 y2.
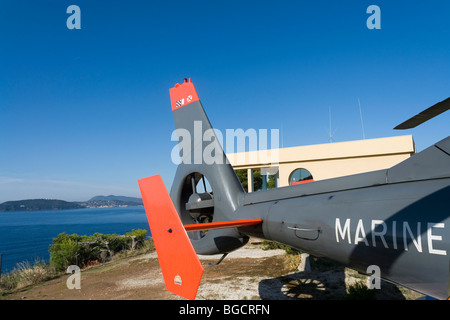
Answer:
345 281 377 300
0 259 58 293
261 240 300 255
0 229 154 296
49 229 149 271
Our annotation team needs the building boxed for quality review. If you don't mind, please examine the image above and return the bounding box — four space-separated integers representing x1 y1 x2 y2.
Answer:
227 135 415 192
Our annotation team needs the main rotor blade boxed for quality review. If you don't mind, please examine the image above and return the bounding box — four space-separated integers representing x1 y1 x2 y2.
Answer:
394 97 450 130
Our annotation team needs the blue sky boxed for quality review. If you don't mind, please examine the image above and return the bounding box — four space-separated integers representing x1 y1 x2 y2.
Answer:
0 0 449 202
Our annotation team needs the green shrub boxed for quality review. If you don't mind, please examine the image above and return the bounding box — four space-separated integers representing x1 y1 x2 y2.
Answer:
126 229 147 241
261 240 300 254
345 281 377 300
49 233 79 272
48 229 149 272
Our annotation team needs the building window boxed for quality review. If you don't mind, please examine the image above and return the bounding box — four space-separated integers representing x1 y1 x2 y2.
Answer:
235 168 278 192
289 168 314 185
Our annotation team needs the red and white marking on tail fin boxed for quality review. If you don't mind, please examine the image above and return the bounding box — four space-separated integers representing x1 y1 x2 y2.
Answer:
169 78 200 111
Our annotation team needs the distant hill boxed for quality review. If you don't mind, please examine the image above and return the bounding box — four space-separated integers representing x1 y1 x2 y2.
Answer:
0 199 84 212
0 195 143 212
88 195 143 205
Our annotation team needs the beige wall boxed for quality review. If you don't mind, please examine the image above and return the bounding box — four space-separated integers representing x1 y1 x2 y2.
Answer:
227 135 415 190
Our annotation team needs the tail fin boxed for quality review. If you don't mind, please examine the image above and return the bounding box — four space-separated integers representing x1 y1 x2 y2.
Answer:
169 78 244 202
138 80 261 299
138 175 203 300
169 79 248 255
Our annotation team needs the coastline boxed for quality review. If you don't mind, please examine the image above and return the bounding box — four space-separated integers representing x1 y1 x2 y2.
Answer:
0 206 149 275
0 196 143 212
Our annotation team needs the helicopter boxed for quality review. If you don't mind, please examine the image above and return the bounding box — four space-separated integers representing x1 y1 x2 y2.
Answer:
138 79 449 300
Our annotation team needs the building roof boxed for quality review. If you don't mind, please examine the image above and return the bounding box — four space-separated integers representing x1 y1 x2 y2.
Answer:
227 135 415 168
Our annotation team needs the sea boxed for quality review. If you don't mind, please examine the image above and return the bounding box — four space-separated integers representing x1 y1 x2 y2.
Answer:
0 206 150 274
